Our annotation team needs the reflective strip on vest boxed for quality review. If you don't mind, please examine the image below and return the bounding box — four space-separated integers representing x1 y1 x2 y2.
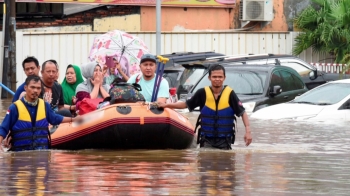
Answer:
200 86 235 138
12 99 49 151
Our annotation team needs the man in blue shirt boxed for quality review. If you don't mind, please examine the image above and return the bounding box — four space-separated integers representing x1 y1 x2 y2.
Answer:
0 75 79 152
127 54 169 103
12 56 41 102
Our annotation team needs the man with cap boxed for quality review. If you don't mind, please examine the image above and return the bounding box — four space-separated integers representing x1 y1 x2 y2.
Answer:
127 54 169 103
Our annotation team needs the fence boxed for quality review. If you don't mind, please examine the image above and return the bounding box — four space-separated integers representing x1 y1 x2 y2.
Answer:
310 63 350 74
6 31 334 87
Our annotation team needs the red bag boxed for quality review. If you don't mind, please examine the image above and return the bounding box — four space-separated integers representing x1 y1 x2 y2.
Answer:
76 98 104 115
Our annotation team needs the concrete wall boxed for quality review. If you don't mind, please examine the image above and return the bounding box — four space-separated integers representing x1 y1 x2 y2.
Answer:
283 0 312 31
94 14 141 32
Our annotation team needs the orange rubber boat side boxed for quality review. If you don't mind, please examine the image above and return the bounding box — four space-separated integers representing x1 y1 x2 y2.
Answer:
51 103 195 150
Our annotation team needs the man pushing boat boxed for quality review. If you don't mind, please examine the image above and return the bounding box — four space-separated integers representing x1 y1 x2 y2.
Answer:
157 64 252 149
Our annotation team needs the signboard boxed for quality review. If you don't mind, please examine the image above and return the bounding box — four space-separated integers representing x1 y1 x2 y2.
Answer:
11 0 236 8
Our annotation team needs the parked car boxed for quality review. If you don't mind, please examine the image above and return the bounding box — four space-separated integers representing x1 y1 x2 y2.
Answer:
160 52 224 98
186 64 310 112
250 79 350 120
178 53 349 94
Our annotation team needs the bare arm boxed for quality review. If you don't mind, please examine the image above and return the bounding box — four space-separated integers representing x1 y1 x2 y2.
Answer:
157 101 187 109
0 136 3 151
156 97 167 104
63 104 76 111
117 67 130 82
241 112 252 146
58 105 64 110
99 86 109 98
89 84 100 99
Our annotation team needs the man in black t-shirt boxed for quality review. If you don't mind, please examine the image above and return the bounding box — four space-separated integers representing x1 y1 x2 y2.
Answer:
158 64 252 149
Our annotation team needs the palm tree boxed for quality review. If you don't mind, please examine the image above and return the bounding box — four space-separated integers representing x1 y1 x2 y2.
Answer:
293 0 350 63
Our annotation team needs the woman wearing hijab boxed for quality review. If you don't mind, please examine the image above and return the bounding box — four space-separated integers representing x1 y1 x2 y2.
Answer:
61 64 84 114
75 62 110 102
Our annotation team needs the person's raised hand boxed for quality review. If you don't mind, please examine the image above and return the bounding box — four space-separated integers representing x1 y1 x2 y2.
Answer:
115 62 122 72
102 65 108 75
90 72 102 87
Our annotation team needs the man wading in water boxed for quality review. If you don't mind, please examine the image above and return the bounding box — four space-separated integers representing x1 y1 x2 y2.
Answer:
157 64 252 149
0 76 80 152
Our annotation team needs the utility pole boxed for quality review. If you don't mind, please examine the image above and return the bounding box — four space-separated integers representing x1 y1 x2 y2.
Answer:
156 0 161 55
9 0 16 93
1 0 10 98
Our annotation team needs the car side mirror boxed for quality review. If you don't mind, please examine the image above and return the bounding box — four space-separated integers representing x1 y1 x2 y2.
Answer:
269 85 282 96
309 70 318 80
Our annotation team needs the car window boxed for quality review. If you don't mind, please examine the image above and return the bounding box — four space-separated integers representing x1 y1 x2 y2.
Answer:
292 74 305 89
280 62 311 76
294 83 350 105
270 71 282 88
192 70 267 94
279 71 304 91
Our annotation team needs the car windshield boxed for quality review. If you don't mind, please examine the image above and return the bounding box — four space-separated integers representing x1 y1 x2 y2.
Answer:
293 83 350 105
179 68 206 88
192 70 267 94
163 72 181 88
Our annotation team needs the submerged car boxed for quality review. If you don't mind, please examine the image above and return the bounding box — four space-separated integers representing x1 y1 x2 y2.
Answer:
187 64 310 112
250 79 350 120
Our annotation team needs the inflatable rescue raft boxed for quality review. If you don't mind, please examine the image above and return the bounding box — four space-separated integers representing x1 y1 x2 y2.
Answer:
50 103 195 150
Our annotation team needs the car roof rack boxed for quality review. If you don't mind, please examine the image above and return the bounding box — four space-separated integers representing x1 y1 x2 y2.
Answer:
204 53 276 62
205 54 255 60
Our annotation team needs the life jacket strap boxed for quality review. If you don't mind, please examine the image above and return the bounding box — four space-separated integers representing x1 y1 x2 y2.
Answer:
11 127 49 136
201 122 235 128
200 114 235 120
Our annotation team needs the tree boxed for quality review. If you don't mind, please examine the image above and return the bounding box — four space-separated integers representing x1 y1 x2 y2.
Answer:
293 0 350 63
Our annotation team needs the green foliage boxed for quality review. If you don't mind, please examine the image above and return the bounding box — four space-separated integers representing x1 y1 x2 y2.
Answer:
293 0 350 63
341 54 350 75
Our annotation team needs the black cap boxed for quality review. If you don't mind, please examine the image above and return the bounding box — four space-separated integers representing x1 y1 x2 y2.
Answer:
140 54 157 64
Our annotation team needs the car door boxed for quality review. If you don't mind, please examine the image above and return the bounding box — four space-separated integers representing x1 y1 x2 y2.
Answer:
266 69 307 106
278 70 308 101
264 70 286 106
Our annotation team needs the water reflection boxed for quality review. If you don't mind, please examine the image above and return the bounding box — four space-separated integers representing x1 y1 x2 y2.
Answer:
0 100 350 195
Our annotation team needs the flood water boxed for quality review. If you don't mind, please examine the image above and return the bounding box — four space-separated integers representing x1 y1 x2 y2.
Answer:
0 99 349 195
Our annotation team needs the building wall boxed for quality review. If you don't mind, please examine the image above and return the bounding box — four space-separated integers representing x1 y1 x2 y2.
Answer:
140 7 232 31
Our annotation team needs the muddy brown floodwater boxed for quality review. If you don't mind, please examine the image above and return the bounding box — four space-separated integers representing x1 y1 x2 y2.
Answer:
0 99 349 195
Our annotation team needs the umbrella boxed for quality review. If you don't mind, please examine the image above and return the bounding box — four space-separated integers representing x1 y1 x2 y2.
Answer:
89 30 150 76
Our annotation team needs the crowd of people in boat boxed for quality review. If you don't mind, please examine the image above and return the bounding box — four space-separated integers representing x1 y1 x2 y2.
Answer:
0 53 252 152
